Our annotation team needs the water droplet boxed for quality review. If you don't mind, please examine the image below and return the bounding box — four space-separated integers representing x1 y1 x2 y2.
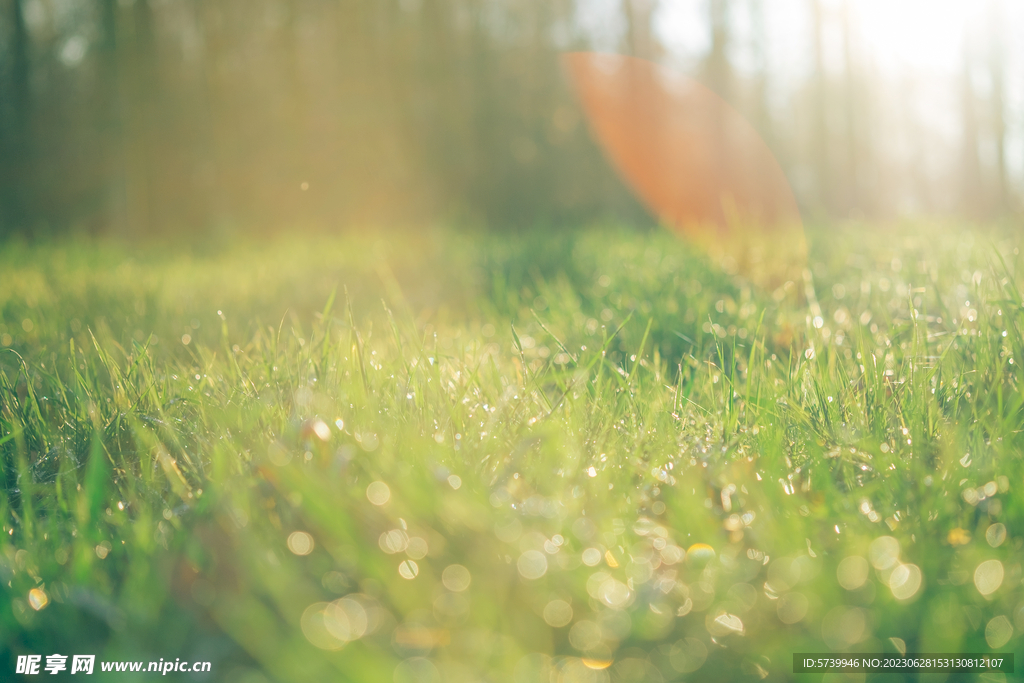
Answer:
687 543 715 564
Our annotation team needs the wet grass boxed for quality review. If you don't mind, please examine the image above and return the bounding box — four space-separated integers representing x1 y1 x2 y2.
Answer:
1 223 1023 681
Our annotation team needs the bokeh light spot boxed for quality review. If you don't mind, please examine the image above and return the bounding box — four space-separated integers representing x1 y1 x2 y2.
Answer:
985 615 1013 649
888 563 922 601
581 547 603 566
28 588 48 611
287 531 314 556
517 550 548 580
974 559 1004 596
868 536 900 569
986 523 1007 548
543 599 573 627
441 564 471 592
837 555 869 590
668 638 708 673
394 657 440 683
777 592 808 624
366 481 391 506
398 560 419 580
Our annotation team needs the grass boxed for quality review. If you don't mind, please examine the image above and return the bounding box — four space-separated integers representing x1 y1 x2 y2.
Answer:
1 223 1023 681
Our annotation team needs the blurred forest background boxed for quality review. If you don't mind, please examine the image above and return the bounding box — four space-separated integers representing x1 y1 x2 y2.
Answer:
0 0 1022 238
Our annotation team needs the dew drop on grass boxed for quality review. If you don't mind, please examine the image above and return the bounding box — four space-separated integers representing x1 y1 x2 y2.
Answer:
686 543 715 565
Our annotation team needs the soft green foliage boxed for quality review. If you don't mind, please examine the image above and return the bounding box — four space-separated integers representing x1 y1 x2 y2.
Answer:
1 225 1023 681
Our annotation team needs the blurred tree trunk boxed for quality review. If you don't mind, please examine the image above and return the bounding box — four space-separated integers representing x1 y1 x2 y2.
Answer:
104 0 159 236
1 0 32 236
622 0 660 62
748 0 772 140
959 42 983 217
809 0 830 215
840 0 860 216
96 0 127 234
987 2 1007 214
705 0 731 99
193 0 227 227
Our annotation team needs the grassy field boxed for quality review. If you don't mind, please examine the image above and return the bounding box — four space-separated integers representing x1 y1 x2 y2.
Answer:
1 223 1023 681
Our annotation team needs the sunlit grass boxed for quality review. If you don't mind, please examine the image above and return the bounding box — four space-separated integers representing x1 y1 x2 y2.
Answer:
1 223 1023 680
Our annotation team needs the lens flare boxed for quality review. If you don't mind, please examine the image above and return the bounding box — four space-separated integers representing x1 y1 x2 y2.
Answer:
564 52 805 285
